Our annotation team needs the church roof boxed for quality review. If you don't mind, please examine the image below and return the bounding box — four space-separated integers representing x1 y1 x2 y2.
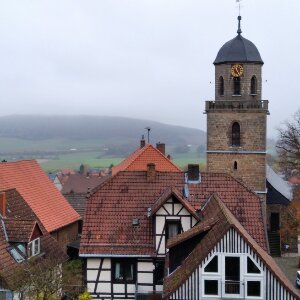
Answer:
214 17 263 65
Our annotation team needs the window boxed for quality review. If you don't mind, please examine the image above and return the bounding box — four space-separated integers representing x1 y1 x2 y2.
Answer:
219 76 224 96
7 246 25 263
247 280 261 297
202 254 263 298
112 259 136 283
154 259 165 285
225 257 240 295
28 238 40 257
166 220 181 240
233 161 238 170
233 77 241 95
251 76 257 95
247 257 260 274
231 122 240 147
204 280 218 295
204 256 218 273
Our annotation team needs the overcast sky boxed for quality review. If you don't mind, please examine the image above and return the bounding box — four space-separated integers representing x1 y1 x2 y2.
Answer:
0 0 299 138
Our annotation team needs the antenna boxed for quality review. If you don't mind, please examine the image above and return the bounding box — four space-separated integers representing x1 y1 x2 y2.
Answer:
145 127 151 143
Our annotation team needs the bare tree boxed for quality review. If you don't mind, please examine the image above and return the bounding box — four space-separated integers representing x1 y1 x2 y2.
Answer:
276 110 300 177
10 256 83 300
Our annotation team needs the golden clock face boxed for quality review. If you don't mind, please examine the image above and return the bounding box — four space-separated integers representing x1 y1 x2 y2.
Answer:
231 64 244 77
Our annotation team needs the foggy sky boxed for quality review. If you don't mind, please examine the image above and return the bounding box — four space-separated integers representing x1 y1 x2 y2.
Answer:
0 0 299 138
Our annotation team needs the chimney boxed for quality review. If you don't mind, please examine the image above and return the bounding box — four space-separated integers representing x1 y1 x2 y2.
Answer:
147 163 156 182
187 164 200 182
140 135 146 148
0 192 6 217
156 143 166 155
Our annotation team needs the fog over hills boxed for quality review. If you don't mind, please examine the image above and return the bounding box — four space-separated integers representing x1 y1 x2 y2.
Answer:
0 115 206 148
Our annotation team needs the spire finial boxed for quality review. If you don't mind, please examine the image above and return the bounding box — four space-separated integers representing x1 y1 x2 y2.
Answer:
237 15 242 35
236 0 242 35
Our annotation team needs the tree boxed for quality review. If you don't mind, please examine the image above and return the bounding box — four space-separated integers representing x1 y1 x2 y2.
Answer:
10 256 83 300
276 109 300 177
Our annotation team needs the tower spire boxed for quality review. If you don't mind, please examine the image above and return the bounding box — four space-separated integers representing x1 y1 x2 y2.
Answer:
236 0 242 35
237 15 242 35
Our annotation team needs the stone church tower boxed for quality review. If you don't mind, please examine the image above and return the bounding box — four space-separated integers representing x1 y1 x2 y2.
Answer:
206 16 269 199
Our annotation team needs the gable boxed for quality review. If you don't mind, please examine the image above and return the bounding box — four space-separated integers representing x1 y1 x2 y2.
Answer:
164 228 299 299
0 160 80 232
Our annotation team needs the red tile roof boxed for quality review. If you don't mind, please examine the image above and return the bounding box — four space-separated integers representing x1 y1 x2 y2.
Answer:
62 174 108 194
80 171 267 256
0 188 67 288
111 144 181 175
0 160 80 232
163 195 300 299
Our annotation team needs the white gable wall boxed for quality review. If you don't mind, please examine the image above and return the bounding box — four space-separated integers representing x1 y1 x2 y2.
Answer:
168 228 298 300
155 197 197 255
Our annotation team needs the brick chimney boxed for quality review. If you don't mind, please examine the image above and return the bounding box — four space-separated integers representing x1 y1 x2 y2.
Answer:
0 192 6 217
187 164 200 182
140 135 146 148
156 143 165 155
147 163 156 182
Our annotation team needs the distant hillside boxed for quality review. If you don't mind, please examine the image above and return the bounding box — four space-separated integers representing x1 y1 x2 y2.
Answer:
0 115 206 154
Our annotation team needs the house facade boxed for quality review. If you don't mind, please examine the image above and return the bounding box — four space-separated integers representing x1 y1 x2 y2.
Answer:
163 195 299 300
80 165 274 299
0 188 67 299
0 160 81 249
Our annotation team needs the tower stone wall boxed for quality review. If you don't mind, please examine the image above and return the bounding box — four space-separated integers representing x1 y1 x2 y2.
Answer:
215 64 262 101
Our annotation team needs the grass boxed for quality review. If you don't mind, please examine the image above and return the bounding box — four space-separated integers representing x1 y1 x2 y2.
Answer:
39 149 206 172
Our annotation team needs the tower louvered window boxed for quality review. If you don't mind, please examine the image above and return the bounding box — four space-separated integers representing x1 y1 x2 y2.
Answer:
219 76 224 96
251 76 257 94
233 77 241 95
232 122 240 147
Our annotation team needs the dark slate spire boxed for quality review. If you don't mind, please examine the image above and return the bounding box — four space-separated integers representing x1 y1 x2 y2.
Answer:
213 16 263 65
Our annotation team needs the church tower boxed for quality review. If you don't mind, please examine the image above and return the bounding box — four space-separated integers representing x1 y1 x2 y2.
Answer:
206 16 269 199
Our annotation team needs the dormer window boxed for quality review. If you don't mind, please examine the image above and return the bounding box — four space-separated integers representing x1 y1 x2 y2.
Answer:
251 76 257 95
219 76 224 96
166 220 181 240
233 77 241 95
28 237 40 257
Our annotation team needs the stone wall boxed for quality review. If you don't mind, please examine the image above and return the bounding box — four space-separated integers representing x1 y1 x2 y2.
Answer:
207 152 266 192
207 111 267 151
215 63 262 101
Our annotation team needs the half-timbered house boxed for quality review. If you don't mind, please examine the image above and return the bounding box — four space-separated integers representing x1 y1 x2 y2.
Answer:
163 195 299 299
79 164 290 299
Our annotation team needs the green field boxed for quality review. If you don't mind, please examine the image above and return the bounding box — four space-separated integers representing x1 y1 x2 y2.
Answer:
39 150 205 172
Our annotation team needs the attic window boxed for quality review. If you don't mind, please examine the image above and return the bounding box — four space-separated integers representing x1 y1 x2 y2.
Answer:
7 246 25 263
132 218 139 226
28 237 40 257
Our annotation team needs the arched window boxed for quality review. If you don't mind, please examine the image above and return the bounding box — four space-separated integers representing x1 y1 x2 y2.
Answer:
232 122 240 147
251 76 257 95
219 76 224 96
233 77 241 95
234 161 238 170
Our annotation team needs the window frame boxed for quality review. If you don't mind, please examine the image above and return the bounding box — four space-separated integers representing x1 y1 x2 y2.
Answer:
250 75 257 95
112 258 137 284
233 77 241 95
219 76 224 96
28 237 40 258
165 220 182 241
202 253 264 299
231 122 241 147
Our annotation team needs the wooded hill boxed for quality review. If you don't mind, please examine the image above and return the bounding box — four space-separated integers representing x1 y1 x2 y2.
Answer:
0 115 206 154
